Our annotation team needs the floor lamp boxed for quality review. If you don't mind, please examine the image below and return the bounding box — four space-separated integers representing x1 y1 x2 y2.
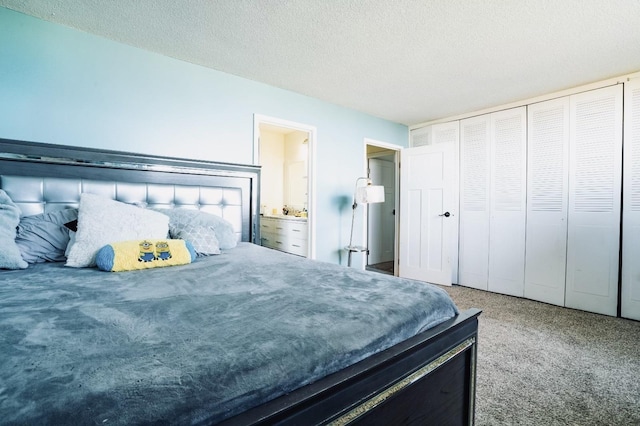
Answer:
346 177 385 267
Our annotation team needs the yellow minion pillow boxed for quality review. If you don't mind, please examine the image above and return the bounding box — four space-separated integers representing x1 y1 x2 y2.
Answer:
95 239 196 272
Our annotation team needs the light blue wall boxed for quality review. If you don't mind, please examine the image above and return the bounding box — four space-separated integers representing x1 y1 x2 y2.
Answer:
0 8 408 264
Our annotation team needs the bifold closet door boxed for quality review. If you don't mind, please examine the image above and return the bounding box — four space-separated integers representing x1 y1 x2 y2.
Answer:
565 84 623 317
459 114 491 290
524 97 570 306
622 78 640 321
487 107 527 297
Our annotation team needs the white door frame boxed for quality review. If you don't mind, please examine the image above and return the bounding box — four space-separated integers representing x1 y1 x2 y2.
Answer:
364 138 402 274
254 114 317 259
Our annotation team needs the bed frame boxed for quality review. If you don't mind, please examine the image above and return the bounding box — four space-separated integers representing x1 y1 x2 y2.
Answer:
0 138 481 425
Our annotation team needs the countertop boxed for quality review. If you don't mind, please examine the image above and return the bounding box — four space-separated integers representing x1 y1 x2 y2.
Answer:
261 214 308 222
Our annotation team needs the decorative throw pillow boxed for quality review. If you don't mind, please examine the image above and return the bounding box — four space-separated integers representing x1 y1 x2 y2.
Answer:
15 208 78 263
95 239 196 272
154 208 237 249
173 225 221 256
65 194 170 268
0 189 28 269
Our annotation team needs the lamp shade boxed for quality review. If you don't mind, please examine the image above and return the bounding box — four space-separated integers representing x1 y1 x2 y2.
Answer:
355 185 385 204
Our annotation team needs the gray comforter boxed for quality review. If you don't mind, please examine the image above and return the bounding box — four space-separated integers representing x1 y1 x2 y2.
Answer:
0 243 458 425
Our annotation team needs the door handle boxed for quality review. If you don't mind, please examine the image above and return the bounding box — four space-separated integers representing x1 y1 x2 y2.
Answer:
439 212 451 217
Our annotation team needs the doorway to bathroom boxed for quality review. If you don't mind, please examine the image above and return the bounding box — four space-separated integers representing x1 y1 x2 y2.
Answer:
253 115 316 259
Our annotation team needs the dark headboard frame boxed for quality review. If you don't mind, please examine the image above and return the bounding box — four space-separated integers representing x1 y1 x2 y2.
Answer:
0 138 261 243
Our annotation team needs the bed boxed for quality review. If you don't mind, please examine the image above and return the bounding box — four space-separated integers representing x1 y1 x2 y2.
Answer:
0 138 481 425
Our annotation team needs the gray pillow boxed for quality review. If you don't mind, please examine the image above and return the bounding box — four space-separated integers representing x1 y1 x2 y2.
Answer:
173 225 221 256
155 209 238 250
0 189 28 269
16 208 78 263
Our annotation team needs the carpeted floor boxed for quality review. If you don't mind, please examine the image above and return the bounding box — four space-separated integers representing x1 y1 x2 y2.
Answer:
441 285 640 426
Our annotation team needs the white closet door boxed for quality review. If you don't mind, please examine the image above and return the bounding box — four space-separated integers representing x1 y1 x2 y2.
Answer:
524 97 570 306
622 78 640 321
566 85 623 317
431 121 460 284
487 107 527 297
459 114 491 290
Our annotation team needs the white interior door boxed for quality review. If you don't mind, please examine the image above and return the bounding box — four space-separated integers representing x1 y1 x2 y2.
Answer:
622 78 640 321
368 157 395 265
565 84 623 317
488 107 527 297
524 97 570 306
459 114 491 290
399 143 454 285
430 121 460 284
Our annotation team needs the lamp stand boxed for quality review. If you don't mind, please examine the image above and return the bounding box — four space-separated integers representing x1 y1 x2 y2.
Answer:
347 196 368 267
346 177 384 267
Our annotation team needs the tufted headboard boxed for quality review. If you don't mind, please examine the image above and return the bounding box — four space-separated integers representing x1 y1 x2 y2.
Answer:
0 138 261 243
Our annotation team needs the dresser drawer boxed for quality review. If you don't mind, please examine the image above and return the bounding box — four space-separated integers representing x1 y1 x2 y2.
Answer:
260 218 279 233
286 237 308 257
282 220 308 240
260 231 283 250
259 217 308 256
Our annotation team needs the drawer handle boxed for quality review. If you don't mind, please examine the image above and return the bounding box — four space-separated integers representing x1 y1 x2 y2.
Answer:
292 244 301 248
292 229 301 232
276 241 283 244
276 227 284 230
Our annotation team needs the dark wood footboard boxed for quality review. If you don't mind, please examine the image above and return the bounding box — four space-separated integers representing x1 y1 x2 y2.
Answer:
221 308 481 426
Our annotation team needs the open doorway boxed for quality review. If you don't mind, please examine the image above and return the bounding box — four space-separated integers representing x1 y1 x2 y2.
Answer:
254 115 316 259
365 140 401 276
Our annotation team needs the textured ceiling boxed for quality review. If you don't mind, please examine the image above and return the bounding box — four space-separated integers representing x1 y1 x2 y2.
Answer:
2 0 640 125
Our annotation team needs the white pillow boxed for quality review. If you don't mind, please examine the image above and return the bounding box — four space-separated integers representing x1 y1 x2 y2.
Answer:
0 189 28 269
65 193 169 268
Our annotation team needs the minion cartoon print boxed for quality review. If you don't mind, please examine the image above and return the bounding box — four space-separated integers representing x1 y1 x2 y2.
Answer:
155 241 172 260
138 240 156 262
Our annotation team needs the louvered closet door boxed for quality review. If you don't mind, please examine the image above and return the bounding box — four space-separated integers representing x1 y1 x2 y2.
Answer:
488 107 527 297
431 121 460 284
524 97 570 306
565 85 623 317
622 79 640 321
459 114 491 290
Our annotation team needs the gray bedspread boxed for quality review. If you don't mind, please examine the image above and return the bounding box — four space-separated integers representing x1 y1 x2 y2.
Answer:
0 243 458 425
